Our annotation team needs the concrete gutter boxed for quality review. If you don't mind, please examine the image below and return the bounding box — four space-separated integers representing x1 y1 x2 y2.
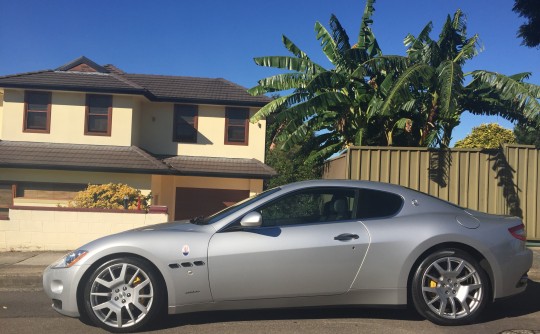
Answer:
0 249 539 291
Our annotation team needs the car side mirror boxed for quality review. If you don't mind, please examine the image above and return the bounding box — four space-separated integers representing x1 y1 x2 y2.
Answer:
240 211 262 228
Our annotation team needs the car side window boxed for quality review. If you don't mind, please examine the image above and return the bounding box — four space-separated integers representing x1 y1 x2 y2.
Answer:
258 187 356 227
356 188 403 219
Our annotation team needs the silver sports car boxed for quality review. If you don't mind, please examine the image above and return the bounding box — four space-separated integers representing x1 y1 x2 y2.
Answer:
43 180 533 332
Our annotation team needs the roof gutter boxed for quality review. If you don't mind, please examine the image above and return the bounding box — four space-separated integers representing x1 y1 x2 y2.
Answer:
0 163 173 175
0 84 269 108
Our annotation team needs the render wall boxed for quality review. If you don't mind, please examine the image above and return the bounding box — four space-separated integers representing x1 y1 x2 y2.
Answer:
0 207 168 251
1 89 135 146
0 95 3 138
139 102 266 161
1 89 267 162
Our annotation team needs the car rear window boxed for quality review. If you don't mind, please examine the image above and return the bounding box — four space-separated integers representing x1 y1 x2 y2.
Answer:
356 188 403 219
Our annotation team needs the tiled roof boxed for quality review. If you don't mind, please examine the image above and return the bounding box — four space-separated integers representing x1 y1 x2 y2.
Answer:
164 155 277 179
56 56 108 73
0 141 169 174
0 70 146 94
123 74 270 106
0 141 276 179
0 56 271 107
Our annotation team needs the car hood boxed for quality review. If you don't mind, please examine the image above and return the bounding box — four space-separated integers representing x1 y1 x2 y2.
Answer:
74 220 216 267
131 220 212 232
80 220 215 252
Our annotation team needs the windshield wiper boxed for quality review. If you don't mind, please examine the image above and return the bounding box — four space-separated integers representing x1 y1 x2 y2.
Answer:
189 216 206 225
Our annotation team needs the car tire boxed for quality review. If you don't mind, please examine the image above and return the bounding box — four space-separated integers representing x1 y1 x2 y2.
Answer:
411 249 489 325
82 257 165 333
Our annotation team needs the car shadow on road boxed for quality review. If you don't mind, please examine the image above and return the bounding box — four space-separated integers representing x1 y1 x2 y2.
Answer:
479 279 540 322
147 306 422 332
146 280 540 331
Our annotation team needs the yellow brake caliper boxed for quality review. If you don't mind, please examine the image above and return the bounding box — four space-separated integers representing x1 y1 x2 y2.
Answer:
132 276 142 287
131 276 145 305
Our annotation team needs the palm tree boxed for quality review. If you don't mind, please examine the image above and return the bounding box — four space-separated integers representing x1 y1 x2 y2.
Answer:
249 0 409 162
380 10 540 147
513 0 540 48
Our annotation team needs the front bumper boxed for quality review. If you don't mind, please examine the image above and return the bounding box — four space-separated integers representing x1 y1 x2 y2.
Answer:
42 263 90 318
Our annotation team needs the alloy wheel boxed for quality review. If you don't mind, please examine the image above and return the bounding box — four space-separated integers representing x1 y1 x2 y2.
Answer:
420 256 483 319
88 262 154 329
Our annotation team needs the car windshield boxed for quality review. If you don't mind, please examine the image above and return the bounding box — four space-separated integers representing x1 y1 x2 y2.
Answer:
190 187 281 225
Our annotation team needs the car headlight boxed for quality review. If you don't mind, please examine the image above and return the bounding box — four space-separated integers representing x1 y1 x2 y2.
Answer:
53 250 88 268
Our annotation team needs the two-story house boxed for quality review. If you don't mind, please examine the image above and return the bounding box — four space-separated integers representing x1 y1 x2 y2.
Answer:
0 56 275 221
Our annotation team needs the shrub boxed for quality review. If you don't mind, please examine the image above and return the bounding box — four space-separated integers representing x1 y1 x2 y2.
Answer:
454 123 516 149
69 183 151 210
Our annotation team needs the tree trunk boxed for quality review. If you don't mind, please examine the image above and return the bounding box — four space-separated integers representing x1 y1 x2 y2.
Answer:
421 104 438 145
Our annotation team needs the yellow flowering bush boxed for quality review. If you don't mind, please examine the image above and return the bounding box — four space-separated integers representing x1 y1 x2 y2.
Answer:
69 183 151 210
454 123 516 149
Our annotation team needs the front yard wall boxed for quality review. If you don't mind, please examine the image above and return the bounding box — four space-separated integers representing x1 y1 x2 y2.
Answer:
0 207 168 251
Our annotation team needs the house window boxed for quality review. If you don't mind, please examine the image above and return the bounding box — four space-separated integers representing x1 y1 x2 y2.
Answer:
173 104 198 143
85 94 112 136
225 107 249 145
24 91 51 133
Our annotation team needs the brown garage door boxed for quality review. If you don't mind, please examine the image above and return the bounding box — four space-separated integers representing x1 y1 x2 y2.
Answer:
175 187 250 220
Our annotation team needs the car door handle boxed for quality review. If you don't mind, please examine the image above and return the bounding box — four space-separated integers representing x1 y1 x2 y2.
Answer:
334 233 359 241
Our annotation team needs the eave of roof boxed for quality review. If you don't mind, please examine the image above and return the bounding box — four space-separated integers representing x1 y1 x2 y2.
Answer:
0 140 170 175
163 155 277 179
0 141 277 179
0 57 271 107
0 162 170 175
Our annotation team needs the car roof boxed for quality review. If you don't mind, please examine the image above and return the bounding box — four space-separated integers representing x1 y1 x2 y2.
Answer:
279 180 463 214
279 179 410 194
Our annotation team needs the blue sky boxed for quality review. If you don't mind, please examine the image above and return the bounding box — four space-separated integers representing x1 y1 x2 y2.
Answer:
0 0 538 144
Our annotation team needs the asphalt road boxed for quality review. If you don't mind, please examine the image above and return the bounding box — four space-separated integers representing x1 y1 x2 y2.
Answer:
1 282 540 334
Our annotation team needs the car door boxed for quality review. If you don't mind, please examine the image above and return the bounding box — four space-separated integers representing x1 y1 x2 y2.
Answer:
207 187 370 301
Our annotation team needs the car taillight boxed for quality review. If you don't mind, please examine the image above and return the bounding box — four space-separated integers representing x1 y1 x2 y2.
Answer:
508 224 527 241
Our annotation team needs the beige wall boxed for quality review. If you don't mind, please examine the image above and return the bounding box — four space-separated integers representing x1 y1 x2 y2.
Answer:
151 175 263 220
139 102 266 161
1 89 267 162
131 98 143 147
1 89 134 146
0 91 3 138
0 208 168 251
